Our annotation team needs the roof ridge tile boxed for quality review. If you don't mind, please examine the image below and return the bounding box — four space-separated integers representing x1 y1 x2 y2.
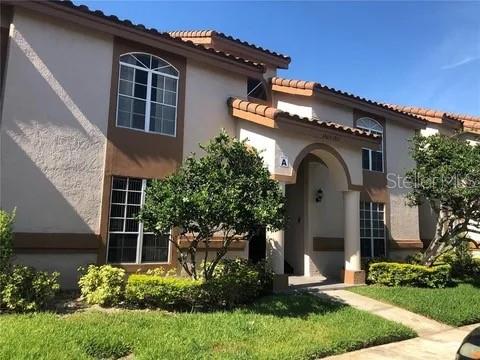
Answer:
50 1 264 71
167 30 290 61
272 77 427 123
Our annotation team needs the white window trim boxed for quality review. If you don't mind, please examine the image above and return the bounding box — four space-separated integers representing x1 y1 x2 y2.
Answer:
361 147 384 172
106 177 171 265
357 117 384 172
116 53 179 138
360 202 386 258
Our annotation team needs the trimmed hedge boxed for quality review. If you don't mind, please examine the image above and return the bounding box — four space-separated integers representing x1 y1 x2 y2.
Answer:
125 275 202 310
368 262 451 288
125 259 273 310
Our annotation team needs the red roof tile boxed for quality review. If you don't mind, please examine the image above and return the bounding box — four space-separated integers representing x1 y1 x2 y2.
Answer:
389 105 480 134
228 98 380 140
271 77 427 125
48 1 264 72
168 30 291 62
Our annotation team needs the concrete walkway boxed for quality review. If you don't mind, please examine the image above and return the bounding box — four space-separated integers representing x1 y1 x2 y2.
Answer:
324 323 479 359
311 289 452 336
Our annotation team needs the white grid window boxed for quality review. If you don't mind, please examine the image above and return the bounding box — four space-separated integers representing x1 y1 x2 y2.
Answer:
107 177 169 264
360 201 386 258
357 117 384 172
116 53 179 137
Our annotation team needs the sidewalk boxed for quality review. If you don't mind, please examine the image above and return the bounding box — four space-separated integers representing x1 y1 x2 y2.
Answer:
311 289 452 336
324 323 479 359
305 288 479 359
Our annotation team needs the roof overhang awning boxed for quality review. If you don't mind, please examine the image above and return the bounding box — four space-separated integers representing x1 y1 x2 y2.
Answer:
271 77 428 130
228 98 382 148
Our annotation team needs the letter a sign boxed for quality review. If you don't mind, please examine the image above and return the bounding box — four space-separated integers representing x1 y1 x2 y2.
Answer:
280 154 289 168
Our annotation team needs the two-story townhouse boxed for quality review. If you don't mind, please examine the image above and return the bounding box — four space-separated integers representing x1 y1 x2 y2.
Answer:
1 1 478 287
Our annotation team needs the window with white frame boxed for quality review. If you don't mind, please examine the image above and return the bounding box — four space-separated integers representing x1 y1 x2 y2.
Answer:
116 53 179 136
107 176 169 264
360 201 386 258
357 117 383 172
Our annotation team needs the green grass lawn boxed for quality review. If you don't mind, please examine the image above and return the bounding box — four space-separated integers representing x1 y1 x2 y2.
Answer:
349 282 480 327
0 294 415 360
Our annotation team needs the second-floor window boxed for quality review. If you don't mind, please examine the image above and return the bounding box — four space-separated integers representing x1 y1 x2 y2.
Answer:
117 53 179 136
247 78 268 101
357 117 384 172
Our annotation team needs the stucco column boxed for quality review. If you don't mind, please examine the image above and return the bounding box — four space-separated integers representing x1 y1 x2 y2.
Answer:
267 182 285 275
343 190 365 284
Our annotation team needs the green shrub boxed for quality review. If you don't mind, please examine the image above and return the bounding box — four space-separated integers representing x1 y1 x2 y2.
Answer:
368 262 451 288
78 265 126 306
405 251 424 265
204 259 272 309
144 267 177 277
435 243 480 279
125 260 273 310
0 209 15 271
0 265 60 312
125 274 202 310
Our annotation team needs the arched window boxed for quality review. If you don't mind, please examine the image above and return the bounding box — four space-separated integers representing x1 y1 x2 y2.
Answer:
116 53 179 136
357 117 383 172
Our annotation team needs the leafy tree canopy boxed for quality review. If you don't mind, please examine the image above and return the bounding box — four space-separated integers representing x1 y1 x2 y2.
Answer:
406 135 480 265
139 131 286 279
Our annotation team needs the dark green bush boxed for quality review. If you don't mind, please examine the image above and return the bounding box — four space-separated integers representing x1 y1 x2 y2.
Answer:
0 265 60 312
125 275 202 310
204 259 273 309
78 265 126 307
368 262 451 288
125 259 273 310
435 243 480 279
0 209 15 271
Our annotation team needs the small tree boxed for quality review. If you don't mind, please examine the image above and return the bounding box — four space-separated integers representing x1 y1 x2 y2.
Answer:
139 131 286 280
406 135 480 266
0 209 15 271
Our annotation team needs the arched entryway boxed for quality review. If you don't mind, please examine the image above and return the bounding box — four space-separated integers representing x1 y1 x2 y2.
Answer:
266 141 364 285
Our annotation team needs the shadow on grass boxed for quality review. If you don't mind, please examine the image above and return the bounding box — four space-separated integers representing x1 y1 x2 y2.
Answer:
245 292 347 319
50 290 350 320
461 277 480 288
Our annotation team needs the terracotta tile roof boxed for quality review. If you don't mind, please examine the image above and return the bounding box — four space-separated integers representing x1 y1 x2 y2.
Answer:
168 30 291 62
389 105 480 134
228 98 380 140
229 98 280 119
46 1 264 72
271 77 427 125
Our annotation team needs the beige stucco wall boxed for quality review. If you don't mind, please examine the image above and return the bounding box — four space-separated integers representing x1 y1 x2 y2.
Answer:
308 161 344 238
306 161 344 277
385 121 421 241
12 253 97 289
239 120 364 189
284 161 307 275
183 60 246 157
421 124 455 137
284 157 345 277
274 92 354 127
0 9 112 233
